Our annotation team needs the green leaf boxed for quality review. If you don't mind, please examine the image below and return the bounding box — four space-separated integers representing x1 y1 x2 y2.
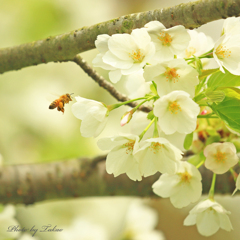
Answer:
220 87 240 99
231 139 240 152
150 81 158 95
210 92 240 134
147 111 154 120
184 132 193 150
205 90 225 103
199 68 219 80
207 69 240 90
188 151 206 167
205 135 221 145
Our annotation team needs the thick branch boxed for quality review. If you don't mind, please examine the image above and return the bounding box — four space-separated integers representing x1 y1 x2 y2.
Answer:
1 0 240 74
0 155 236 205
73 55 152 112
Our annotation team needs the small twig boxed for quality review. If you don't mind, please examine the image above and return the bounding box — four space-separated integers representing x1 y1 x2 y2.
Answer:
73 55 152 113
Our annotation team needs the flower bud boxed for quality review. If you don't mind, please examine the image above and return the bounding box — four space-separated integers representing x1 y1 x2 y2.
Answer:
120 110 133 126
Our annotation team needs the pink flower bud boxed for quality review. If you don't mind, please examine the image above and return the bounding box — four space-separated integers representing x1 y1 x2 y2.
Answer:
120 112 133 126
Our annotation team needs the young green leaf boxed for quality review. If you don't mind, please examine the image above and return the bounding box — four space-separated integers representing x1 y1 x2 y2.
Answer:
207 69 240 90
184 132 194 150
147 111 154 120
210 93 240 134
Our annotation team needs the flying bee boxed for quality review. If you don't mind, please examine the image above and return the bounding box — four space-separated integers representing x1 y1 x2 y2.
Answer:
49 93 73 113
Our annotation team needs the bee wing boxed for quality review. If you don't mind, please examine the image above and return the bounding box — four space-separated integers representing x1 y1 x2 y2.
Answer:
46 93 61 102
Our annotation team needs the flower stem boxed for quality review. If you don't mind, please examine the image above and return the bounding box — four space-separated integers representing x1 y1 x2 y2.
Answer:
107 97 147 111
133 96 154 111
108 96 154 111
196 160 205 168
208 173 216 200
197 113 218 118
153 117 159 138
139 118 155 141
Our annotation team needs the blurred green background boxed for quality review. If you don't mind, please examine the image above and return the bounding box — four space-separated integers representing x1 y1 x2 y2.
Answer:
1 0 239 240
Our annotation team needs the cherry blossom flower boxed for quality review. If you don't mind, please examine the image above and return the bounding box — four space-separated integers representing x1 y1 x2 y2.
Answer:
55 218 108 240
134 137 183 176
213 33 240 75
222 16 240 35
97 134 141 181
119 200 165 240
143 59 199 97
71 96 108 138
124 69 151 98
159 131 186 151
204 142 239 174
93 29 155 83
144 21 190 62
184 199 233 236
92 34 117 71
179 30 214 59
153 90 200 135
152 161 202 208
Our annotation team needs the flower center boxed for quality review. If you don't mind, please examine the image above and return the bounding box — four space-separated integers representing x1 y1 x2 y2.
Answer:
122 140 135 154
149 142 163 154
185 47 196 58
158 31 172 46
214 151 226 163
122 230 134 240
129 49 144 63
164 67 180 83
168 101 181 114
215 44 231 59
180 171 192 183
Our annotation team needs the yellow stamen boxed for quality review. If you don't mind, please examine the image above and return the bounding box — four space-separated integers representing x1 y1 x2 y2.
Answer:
158 32 172 46
168 101 181 114
149 142 163 154
164 67 180 83
214 151 226 163
180 171 192 183
129 49 144 63
122 140 135 154
215 44 231 59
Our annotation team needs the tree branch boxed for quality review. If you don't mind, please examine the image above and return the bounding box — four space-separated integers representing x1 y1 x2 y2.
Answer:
73 55 152 112
1 0 240 74
0 155 237 205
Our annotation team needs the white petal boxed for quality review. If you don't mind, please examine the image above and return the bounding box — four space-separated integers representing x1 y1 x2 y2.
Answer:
196 210 220 236
109 69 122 83
131 28 152 49
80 115 107 138
219 212 233 231
103 51 133 69
106 147 141 181
183 213 197 226
152 174 179 197
144 21 166 31
108 34 137 60
95 34 111 53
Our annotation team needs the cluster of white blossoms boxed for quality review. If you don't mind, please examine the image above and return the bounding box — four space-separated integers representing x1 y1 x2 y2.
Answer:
55 200 165 240
72 17 240 237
